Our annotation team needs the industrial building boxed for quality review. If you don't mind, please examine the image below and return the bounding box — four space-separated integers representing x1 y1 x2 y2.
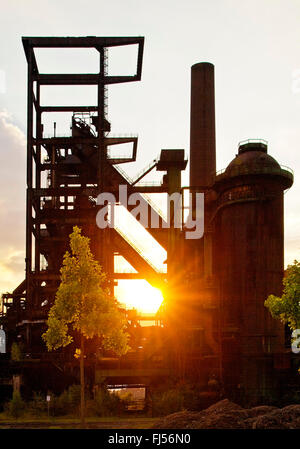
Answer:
0 36 296 405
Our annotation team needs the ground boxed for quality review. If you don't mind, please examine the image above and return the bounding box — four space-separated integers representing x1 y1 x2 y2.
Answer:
0 416 157 429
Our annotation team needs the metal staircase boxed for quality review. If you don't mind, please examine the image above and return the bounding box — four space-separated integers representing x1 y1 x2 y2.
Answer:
113 226 166 288
106 162 168 248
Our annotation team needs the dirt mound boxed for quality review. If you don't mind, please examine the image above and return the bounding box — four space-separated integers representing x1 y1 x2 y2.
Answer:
246 405 278 417
153 410 203 429
204 399 243 414
252 404 300 429
151 400 300 430
151 400 245 429
187 410 249 429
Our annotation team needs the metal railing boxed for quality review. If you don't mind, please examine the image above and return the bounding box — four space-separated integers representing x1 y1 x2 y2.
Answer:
238 138 268 147
133 181 163 187
107 152 133 160
114 164 133 184
131 159 157 185
106 133 138 138
114 158 159 185
140 193 167 223
113 163 166 223
215 164 294 179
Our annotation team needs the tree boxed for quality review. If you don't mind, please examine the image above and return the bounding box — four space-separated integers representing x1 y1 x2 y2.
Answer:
42 226 129 425
10 342 22 361
264 260 300 331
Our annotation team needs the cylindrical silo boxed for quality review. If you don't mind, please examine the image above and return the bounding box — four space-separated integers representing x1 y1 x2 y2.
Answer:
213 140 293 401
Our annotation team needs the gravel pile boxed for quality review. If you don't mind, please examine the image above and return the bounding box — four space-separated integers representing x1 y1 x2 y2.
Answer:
151 399 300 429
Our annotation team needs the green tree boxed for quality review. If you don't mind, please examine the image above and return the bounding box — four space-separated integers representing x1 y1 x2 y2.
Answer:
264 260 300 331
10 342 22 361
42 226 129 425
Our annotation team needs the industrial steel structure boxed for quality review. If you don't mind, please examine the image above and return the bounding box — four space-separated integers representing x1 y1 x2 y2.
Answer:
0 36 296 405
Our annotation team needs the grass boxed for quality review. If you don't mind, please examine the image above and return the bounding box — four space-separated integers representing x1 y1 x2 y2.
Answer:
0 412 157 429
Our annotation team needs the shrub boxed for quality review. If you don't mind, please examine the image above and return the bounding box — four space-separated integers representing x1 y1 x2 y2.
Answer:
179 384 216 411
7 391 25 418
51 390 69 416
50 385 82 416
91 388 125 417
278 390 300 407
28 392 47 416
151 379 223 416
152 389 185 416
52 390 70 416
67 384 81 412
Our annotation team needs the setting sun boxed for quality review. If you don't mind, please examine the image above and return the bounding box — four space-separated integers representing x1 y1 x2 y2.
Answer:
115 280 164 314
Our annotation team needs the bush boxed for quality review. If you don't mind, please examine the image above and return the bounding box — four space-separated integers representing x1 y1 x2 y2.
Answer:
28 392 47 417
7 391 25 418
152 389 185 416
151 382 218 416
67 384 81 412
50 390 69 416
180 384 215 411
49 385 82 416
278 390 300 407
91 388 125 417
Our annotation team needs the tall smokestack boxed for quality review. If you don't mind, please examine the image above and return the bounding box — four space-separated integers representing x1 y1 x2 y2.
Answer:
190 62 216 188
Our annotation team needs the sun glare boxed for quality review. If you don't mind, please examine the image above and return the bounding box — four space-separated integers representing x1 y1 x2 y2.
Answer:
115 280 164 314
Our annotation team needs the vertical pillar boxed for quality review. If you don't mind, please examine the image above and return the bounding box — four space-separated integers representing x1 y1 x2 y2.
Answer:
25 47 34 320
167 166 182 281
189 62 216 279
35 82 41 275
189 62 216 189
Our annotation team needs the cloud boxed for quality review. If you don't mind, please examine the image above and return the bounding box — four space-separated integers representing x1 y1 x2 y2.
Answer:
0 110 26 294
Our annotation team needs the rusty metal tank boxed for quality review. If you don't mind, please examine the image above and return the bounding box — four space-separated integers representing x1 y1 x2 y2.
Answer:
212 139 293 400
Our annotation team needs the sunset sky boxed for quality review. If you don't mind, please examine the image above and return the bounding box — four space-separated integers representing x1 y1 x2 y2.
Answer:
0 0 299 312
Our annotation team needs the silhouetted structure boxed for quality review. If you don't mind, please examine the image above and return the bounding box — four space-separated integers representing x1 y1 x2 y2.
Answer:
0 37 295 405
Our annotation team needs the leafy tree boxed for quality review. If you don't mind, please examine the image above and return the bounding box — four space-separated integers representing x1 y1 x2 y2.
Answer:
10 342 22 361
264 260 300 330
42 226 129 425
